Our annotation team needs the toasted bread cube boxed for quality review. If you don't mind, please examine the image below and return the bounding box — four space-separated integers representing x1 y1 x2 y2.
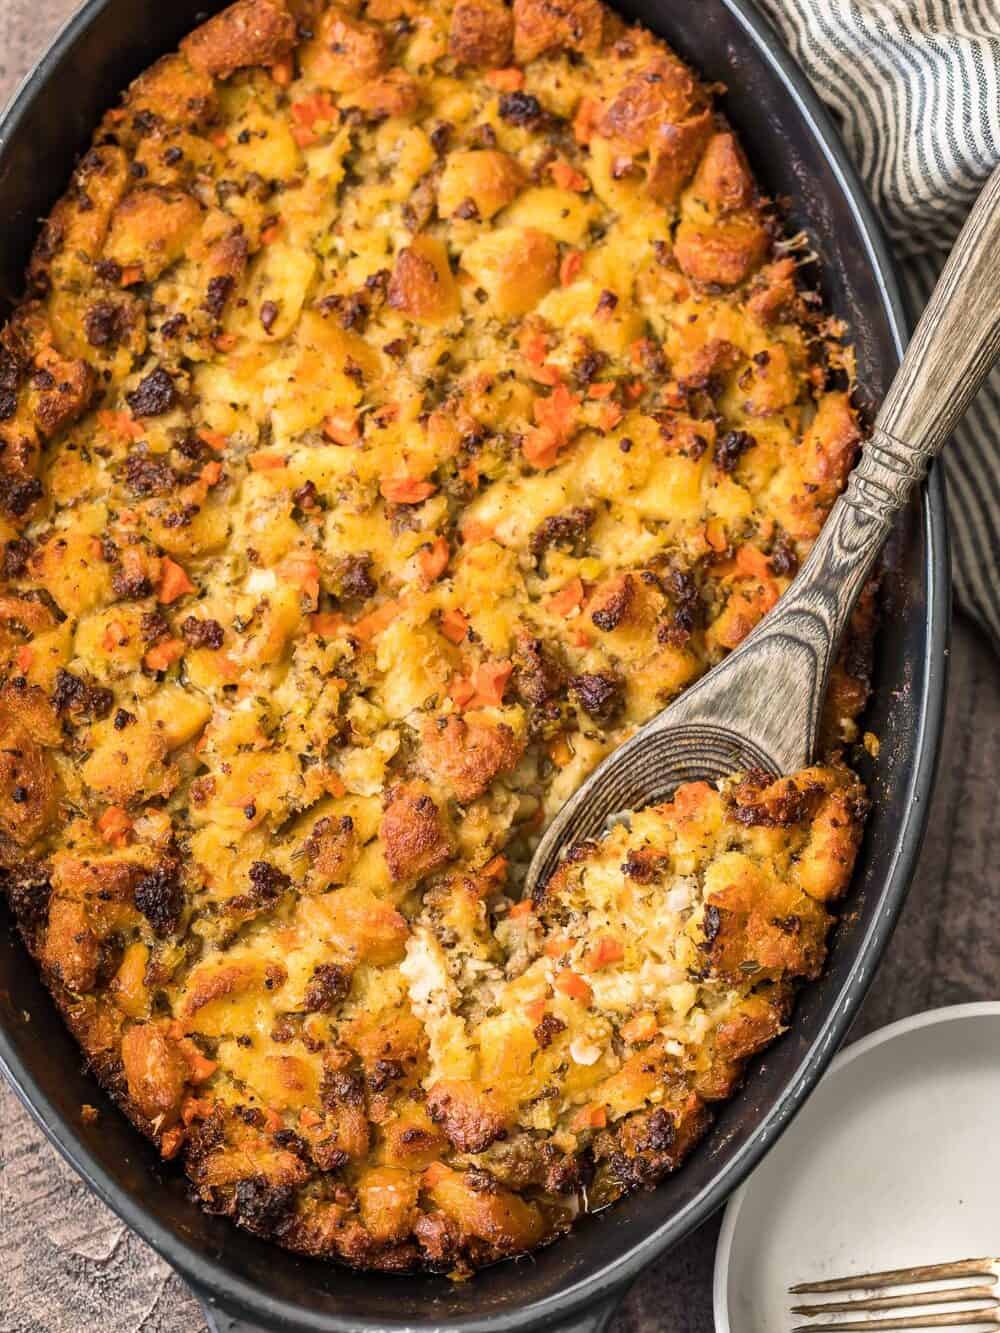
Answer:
299 8 388 91
449 0 514 67
459 226 558 317
380 784 452 881
513 0 604 63
104 187 203 282
357 1166 420 1243
121 1021 190 1124
673 216 770 288
689 132 755 215
437 150 525 221
181 0 298 79
126 53 218 128
388 237 460 325
348 69 422 119
42 898 99 994
423 1162 545 1252
420 714 524 803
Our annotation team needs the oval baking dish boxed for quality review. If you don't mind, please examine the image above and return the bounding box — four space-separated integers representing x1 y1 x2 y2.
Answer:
0 1 948 1330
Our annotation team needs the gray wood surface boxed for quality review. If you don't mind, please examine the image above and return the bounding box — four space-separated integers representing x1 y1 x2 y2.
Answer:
1 6 998 1330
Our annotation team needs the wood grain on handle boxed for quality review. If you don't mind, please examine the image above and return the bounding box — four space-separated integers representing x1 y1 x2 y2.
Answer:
876 164 1000 456
739 166 1000 765
624 165 1000 781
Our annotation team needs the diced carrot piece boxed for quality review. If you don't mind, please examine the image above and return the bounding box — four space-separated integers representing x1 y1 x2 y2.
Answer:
213 332 237 352
520 331 548 366
422 1161 449 1187
97 806 132 847
352 600 400 642
270 55 294 86
101 619 127 653
571 1103 606 1131
211 130 228 149
545 935 572 958
418 536 450 583
323 411 361 446
157 557 196 605
325 772 346 798
471 659 512 706
299 1107 323 1128
260 222 282 245
14 646 34 673
554 970 592 1004
672 780 713 817
200 461 223 486
278 553 321 608
549 160 589 192
97 409 144 441
486 67 525 91
560 251 584 291
197 428 228 452
705 518 728 552
311 612 345 637
546 577 585 616
573 97 600 145
380 476 437 504
735 543 773 581
560 249 583 286
599 402 624 431
144 639 184 672
535 382 579 436
483 854 508 881
587 381 615 399
248 450 287 471
585 934 624 970
461 519 496 546
529 363 562 387
620 1012 658 1044
291 92 337 130
440 608 470 644
525 997 547 1025
547 734 573 768
522 426 562 470
120 265 144 287
449 674 477 708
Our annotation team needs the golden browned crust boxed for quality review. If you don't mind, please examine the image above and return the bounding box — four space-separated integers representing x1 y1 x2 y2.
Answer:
0 0 875 1278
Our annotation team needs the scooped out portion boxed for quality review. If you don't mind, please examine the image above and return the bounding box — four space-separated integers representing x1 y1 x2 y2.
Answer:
397 762 867 1248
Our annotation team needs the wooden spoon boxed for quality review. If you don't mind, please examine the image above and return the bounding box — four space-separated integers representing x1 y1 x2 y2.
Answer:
524 165 1000 899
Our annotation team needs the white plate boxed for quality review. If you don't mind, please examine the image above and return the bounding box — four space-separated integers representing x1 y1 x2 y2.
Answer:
714 1002 1000 1332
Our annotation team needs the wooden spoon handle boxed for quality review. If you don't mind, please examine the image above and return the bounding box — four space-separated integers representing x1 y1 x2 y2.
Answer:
717 165 1000 773
846 162 1000 529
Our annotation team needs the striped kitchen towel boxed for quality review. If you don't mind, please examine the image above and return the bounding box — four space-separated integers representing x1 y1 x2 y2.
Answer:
755 0 1000 647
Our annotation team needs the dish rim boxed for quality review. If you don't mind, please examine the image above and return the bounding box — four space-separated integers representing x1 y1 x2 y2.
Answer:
0 0 950 1328
712 1000 1000 1333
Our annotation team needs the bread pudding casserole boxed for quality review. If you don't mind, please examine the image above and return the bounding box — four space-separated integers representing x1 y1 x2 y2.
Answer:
0 0 873 1275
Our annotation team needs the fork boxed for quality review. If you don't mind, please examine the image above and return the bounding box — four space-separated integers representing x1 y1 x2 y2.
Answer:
789 1256 1000 1330
522 163 1000 899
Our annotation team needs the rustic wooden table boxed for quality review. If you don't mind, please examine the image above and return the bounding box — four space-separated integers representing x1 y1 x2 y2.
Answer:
1 5 998 1330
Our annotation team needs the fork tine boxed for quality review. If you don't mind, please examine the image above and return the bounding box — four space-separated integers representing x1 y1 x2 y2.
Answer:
791 1260 998 1294
793 1285 1000 1315
791 1309 1000 1332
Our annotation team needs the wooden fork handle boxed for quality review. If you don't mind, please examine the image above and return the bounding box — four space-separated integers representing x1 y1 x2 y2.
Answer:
728 165 1000 773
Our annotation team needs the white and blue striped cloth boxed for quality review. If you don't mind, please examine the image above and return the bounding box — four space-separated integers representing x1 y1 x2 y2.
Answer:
755 0 1000 647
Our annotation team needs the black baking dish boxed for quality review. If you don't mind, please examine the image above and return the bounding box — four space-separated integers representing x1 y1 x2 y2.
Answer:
0 1 949 1330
